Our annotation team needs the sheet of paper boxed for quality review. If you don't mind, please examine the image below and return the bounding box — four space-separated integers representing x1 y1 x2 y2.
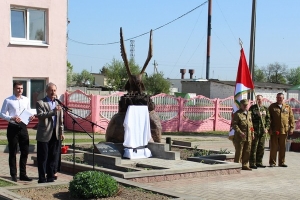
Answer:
19 109 33 125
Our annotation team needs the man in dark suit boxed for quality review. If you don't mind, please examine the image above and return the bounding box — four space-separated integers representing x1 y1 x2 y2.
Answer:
36 82 63 183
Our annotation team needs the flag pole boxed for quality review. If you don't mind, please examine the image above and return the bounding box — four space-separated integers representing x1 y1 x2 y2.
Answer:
239 38 243 49
248 0 256 101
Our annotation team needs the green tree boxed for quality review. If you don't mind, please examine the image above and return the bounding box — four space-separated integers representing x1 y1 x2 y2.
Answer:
144 72 171 95
286 67 300 85
99 66 108 75
67 61 74 86
105 58 140 91
269 73 286 84
74 69 95 87
262 62 287 84
253 67 266 82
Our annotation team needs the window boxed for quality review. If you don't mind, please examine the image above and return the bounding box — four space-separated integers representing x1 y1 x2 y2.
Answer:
13 79 46 110
10 7 47 46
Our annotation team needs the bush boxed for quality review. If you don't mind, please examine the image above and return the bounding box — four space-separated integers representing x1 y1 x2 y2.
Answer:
69 171 118 199
292 138 300 143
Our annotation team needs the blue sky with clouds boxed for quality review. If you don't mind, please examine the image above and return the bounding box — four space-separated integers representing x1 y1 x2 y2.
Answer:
67 0 300 81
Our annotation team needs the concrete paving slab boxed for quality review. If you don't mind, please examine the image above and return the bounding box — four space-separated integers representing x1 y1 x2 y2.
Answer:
0 135 299 199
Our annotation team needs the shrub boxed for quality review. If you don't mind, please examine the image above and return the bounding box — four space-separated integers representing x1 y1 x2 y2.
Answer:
292 138 300 143
193 149 213 157
219 148 231 154
192 145 214 157
69 171 118 198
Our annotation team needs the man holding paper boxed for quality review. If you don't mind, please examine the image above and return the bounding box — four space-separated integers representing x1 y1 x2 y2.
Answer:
0 81 35 182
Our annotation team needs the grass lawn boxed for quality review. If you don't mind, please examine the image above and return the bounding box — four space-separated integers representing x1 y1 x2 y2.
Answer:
0 179 16 187
0 138 106 145
172 138 218 142
0 129 103 136
0 129 228 137
162 131 228 136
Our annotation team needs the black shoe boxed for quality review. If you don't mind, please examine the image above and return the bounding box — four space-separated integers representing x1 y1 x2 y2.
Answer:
38 180 46 184
20 175 32 181
279 164 288 167
47 178 55 182
269 164 276 167
11 176 17 182
46 175 57 180
250 165 257 169
256 164 266 168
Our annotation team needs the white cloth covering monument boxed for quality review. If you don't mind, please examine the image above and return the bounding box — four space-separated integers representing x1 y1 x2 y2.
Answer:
105 28 162 159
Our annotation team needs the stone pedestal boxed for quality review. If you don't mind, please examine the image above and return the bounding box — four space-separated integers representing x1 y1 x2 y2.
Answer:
106 93 162 143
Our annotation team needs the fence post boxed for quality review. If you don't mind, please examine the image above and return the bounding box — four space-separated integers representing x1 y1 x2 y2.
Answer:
64 91 70 129
178 97 184 132
214 98 220 131
90 94 95 133
91 95 102 133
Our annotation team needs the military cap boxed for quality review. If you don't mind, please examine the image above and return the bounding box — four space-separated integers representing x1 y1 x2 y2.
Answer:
240 99 249 105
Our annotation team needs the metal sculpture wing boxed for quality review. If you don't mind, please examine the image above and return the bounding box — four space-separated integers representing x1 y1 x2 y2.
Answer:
120 28 153 94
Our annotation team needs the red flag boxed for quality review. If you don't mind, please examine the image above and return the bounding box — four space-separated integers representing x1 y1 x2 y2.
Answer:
235 48 254 89
232 48 255 111
229 48 254 139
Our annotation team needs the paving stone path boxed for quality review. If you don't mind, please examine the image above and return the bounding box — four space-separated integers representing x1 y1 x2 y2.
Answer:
149 137 300 200
0 134 299 199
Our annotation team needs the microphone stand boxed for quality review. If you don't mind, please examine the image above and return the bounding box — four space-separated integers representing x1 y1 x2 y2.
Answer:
57 101 104 175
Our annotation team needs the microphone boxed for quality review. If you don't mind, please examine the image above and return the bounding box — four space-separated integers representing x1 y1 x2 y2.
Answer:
55 99 72 111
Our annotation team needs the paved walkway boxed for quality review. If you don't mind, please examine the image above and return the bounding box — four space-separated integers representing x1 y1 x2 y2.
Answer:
0 135 299 199
0 152 74 185
148 137 300 200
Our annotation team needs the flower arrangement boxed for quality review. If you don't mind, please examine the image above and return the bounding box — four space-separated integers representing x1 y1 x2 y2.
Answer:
61 142 69 154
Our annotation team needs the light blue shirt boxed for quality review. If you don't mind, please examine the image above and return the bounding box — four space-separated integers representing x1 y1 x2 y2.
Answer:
46 96 56 128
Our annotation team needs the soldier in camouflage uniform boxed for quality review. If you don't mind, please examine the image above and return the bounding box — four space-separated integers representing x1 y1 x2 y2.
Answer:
232 99 254 171
249 95 270 169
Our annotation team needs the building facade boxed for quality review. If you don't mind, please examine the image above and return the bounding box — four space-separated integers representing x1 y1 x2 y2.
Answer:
182 80 297 100
0 0 67 113
91 73 107 87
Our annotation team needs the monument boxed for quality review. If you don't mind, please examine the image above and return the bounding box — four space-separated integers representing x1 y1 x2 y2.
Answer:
105 28 162 143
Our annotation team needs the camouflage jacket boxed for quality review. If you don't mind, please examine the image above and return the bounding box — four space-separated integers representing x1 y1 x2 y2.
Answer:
249 104 270 134
232 109 253 142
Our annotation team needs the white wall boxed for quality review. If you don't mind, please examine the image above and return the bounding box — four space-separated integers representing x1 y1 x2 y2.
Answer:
287 90 299 100
255 88 287 101
168 79 194 92
210 82 234 99
208 82 292 101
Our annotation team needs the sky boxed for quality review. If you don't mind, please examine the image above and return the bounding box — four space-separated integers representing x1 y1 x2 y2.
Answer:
67 0 300 81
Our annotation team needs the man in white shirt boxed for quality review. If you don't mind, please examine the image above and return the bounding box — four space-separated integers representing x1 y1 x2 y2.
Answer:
0 81 35 182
